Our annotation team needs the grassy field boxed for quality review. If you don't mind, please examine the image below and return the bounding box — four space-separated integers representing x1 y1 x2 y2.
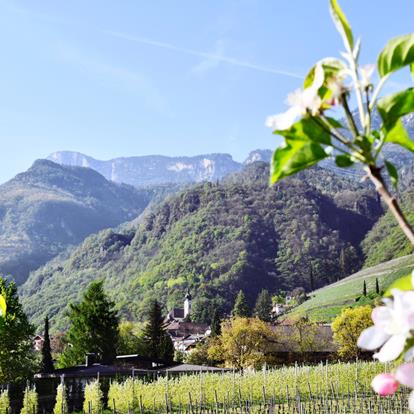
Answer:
286 254 414 322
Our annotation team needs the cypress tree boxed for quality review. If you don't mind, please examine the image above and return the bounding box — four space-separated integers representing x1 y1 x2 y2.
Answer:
232 290 250 318
40 315 54 373
254 289 272 322
142 300 174 363
210 309 222 337
375 278 380 295
59 281 119 367
363 280 367 296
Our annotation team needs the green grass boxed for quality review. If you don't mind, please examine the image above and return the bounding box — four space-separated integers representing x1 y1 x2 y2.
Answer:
287 254 414 322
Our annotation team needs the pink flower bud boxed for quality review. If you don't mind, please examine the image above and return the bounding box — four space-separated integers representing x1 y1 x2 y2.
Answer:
372 373 399 396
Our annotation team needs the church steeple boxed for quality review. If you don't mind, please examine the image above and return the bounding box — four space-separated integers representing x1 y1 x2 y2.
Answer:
184 290 192 318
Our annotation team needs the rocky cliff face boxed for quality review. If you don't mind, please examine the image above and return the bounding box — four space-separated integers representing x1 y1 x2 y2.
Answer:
48 151 243 187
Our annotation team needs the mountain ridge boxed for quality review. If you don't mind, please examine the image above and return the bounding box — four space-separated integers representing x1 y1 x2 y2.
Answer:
20 162 382 330
0 159 157 284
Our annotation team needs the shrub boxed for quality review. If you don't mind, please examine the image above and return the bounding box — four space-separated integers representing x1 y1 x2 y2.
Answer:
83 380 103 414
53 383 68 414
20 386 38 414
0 389 10 414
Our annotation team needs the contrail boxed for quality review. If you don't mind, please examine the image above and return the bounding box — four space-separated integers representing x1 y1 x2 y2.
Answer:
104 30 303 80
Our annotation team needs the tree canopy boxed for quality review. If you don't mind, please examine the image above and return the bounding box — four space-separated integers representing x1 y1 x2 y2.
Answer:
59 280 119 367
0 278 36 383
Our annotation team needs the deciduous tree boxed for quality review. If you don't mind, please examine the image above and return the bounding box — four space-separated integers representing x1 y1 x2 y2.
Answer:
332 306 372 360
208 317 275 369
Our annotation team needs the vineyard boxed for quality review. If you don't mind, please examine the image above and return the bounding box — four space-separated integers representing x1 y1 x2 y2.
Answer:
102 362 410 414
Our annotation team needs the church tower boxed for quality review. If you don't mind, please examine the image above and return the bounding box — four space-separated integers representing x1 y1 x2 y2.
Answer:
184 290 192 318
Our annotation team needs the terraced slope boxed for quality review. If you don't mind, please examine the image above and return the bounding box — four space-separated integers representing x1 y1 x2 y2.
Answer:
287 254 414 322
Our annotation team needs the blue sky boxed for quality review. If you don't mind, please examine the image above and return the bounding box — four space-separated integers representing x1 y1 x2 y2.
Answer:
0 0 413 183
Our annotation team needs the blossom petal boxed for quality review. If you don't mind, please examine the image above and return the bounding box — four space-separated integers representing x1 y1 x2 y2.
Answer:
371 306 393 329
311 64 325 91
357 326 390 350
396 363 414 388
374 334 407 362
265 107 300 131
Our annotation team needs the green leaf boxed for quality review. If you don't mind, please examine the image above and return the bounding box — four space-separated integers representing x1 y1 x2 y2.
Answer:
383 119 414 152
378 34 414 77
274 117 332 145
329 0 354 51
384 274 413 297
378 88 414 152
335 154 353 167
384 160 398 188
270 141 328 183
377 88 414 128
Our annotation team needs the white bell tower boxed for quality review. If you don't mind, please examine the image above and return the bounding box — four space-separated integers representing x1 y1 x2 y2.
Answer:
184 290 192 318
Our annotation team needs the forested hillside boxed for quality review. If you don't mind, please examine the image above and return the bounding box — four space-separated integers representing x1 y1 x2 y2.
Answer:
0 160 161 284
20 162 382 330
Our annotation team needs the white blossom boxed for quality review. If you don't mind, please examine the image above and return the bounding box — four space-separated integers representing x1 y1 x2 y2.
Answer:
265 64 324 131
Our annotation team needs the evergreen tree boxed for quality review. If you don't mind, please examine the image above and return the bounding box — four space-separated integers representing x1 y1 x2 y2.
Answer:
40 315 54 373
142 300 174 363
254 289 272 322
232 290 250 318
59 281 119 367
0 278 36 383
210 309 222 337
309 262 315 291
375 278 380 295
363 280 367 297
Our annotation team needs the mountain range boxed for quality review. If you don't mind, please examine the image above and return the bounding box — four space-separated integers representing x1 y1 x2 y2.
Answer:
19 162 383 330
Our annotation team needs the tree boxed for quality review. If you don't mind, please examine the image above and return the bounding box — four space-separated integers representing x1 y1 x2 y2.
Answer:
291 316 320 356
210 309 222 337
117 320 145 355
40 315 54 373
0 278 36 383
375 278 380 295
59 281 119 367
232 290 250 318
142 300 174 363
208 317 275 369
254 289 272 322
363 280 367 296
332 306 373 360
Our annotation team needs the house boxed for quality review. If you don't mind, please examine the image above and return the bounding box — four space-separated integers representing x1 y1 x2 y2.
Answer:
164 291 210 352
